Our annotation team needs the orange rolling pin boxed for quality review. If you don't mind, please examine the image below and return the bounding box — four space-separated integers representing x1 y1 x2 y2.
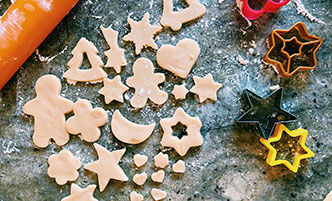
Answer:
0 0 79 89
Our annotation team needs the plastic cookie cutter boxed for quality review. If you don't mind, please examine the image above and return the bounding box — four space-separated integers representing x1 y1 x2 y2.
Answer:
237 88 297 140
260 124 314 173
263 22 323 77
237 0 290 20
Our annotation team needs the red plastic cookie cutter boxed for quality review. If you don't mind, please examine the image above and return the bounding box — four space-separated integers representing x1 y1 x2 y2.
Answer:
239 0 290 20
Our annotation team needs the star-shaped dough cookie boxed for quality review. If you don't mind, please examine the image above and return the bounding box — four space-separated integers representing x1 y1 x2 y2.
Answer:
190 73 222 103
61 183 98 201
123 12 162 54
98 76 129 104
171 84 189 100
84 143 128 192
160 107 203 156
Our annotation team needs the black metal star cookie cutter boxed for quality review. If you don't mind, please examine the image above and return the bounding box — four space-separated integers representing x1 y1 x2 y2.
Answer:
237 87 297 140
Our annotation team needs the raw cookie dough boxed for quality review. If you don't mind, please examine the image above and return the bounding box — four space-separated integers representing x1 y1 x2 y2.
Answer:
156 38 200 79
84 143 128 192
111 109 155 144
171 84 189 100
151 170 165 183
23 75 73 148
160 0 206 31
130 191 144 201
126 58 168 108
134 154 148 167
66 99 108 142
63 37 107 84
133 172 148 186
190 73 222 103
123 12 162 54
154 152 169 168
61 183 98 201
172 160 185 173
151 188 167 201
98 75 129 104
101 26 127 73
47 150 81 185
324 190 332 201
160 107 203 156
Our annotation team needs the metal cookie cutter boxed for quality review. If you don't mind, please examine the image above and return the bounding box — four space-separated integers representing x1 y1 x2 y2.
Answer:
260 124 315 173
237 0 290 20
263 22 323 77
237 88 297 140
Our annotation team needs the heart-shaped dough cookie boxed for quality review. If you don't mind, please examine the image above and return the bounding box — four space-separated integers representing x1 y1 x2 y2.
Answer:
172 160 185 173
156 38 200 79
151 170 165 183
133 172 147 186
134 154 148 168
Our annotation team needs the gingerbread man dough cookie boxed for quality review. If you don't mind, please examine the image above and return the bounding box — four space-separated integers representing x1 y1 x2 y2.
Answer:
66 99 108 142
126 58 168 108
23 75 73 148
63 37 107 84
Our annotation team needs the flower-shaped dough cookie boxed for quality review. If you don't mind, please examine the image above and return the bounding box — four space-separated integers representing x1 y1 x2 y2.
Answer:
48 150 81 185
160 107 203 156
66 99 108 142
123 12 162 54
126 58 168 108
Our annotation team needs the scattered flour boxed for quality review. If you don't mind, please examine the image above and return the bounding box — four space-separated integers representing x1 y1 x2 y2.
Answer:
237 55 249 66
35 46 68 63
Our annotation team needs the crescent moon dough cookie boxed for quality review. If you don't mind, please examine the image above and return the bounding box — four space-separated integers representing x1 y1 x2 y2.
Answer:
23 75 73 148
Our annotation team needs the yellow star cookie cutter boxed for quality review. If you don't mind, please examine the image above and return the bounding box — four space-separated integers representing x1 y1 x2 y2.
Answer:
260 124 314 173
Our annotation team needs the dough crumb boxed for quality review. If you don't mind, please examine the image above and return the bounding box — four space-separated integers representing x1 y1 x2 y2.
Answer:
270 85 280 91
237 55 249 66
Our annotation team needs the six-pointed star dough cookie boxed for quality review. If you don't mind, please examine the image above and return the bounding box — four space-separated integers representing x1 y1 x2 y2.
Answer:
61 183 98 201
98 76 129 104
190 73 222 103
171 84 189 100
123 12 162 54
84 143 128 192
160 107 203 156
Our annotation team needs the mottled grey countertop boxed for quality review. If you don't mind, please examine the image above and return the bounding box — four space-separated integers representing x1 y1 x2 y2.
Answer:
0 0 331 200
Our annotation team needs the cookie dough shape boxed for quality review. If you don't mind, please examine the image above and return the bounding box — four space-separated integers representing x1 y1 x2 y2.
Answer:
98 75 129 104
84 143 128 192
126 58 168 108
160 107 203 156
61 184 98 201
111 110 155 144
156 38 200 79
23 75 73 148
151 170 165 183
324 191 332 201
190 73 222 103
172 160 185 173
160 0 206 31
154 152 169 168
101 26 127 73
130 191 144 201
63 37 107 84
171 84 189 100
66 99 108 142
123 12 162 54
151 188 167 201
134 154 148 167
133 172 148 186
47 150 81 185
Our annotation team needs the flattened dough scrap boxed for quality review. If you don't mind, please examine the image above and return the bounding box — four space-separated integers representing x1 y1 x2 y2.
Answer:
98 75 129 104
133 172 148 186
130 191 144 201
47 150 81 185
84 143 128 192
160 0 206 31
123 12 162 54
172 160 185 173
63 37 107 84
190 73 222 103
23 75 73 148
111 110 155 144
134 154 148 167
61 183 98 201
151 188 167 201
126 58 168 108
160 107 203 156
154 152 169 168
151 170 165 183
101 26 127 73
156 38 200 79
66 99 108 142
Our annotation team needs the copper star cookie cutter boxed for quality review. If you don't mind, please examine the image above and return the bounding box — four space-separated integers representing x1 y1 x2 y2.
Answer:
263 22 323 77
